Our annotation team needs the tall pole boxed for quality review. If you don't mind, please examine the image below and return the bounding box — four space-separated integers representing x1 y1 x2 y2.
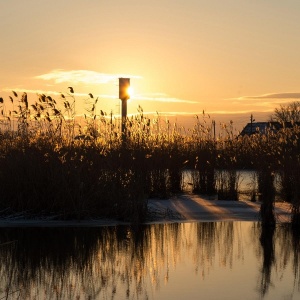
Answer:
121 98 127 134
119 78 130 141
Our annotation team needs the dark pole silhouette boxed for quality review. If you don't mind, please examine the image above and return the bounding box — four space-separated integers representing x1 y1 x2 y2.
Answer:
119 78 130 138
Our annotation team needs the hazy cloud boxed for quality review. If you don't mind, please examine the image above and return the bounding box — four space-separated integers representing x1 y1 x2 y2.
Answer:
129 110 252 117
35 69 142 84
3 88 62 96
237 92 300 100
208 110 252 114
225 92 300 113
2 88 120 100
2 88 196 105
133 94 199 104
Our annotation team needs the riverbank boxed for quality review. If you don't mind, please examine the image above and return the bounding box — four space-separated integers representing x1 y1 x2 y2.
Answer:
0 194 292 227
148 194 291 223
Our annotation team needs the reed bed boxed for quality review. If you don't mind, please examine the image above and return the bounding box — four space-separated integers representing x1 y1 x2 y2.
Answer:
1 91 300 225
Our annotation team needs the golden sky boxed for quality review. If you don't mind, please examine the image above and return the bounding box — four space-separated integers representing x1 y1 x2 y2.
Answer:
1 0 300 130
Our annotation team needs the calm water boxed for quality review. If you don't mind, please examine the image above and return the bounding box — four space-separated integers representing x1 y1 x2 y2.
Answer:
182 169 282 201
0 222 299 300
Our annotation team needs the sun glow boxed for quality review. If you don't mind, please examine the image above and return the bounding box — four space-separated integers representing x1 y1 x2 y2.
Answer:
128 87 134 98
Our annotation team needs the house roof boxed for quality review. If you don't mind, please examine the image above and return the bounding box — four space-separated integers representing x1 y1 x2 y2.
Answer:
240 121 300 136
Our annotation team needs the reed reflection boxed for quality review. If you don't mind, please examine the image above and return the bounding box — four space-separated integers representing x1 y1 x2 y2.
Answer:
254 223 300 298
0 222 299 299
259 225 275 297
291 228 300 288
193 222 238 277
0 228 103 299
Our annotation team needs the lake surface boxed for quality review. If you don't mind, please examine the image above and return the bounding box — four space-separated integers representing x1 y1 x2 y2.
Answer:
182 169 283 201
0 222 299 300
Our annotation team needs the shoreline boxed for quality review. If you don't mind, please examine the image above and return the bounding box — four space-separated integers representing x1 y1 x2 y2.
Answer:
0 194 291 227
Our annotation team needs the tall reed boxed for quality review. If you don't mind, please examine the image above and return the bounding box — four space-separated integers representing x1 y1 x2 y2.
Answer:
1 90 300 224
190 114 216 195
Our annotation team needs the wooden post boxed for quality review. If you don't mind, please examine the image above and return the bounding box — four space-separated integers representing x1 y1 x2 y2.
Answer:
121 98 127 135
119 78 130 141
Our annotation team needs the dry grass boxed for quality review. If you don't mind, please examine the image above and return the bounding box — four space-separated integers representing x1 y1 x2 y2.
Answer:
1 90 300 225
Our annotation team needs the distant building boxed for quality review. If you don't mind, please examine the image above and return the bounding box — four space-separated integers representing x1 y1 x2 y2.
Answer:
240 122 300 136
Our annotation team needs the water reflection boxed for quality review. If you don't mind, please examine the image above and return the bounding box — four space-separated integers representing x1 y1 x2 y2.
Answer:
259 226 275 297
0 223 299 299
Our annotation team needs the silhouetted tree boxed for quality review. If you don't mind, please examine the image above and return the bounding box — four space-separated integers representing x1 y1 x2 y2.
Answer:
270 101 300 123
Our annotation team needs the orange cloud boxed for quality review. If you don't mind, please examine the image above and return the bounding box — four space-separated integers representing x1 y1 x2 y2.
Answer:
35 69 142 84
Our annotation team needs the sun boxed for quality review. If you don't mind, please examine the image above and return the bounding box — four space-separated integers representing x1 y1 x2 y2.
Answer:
127 87 134 98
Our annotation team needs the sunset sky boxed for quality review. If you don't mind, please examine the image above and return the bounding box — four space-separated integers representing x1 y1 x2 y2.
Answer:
1 0 300 131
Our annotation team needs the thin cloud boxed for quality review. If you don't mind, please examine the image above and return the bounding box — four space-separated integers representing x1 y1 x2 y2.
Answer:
232 100 282 109
226 92 300 113
2 88 197 105
2 88 120 100
208 109 272 114
139 92 168 97
3 88 62 96
153 110 272 116
135 111 197 116
35 69 142 84
133 94 199 104
128 111 227 117
233 92 300 100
